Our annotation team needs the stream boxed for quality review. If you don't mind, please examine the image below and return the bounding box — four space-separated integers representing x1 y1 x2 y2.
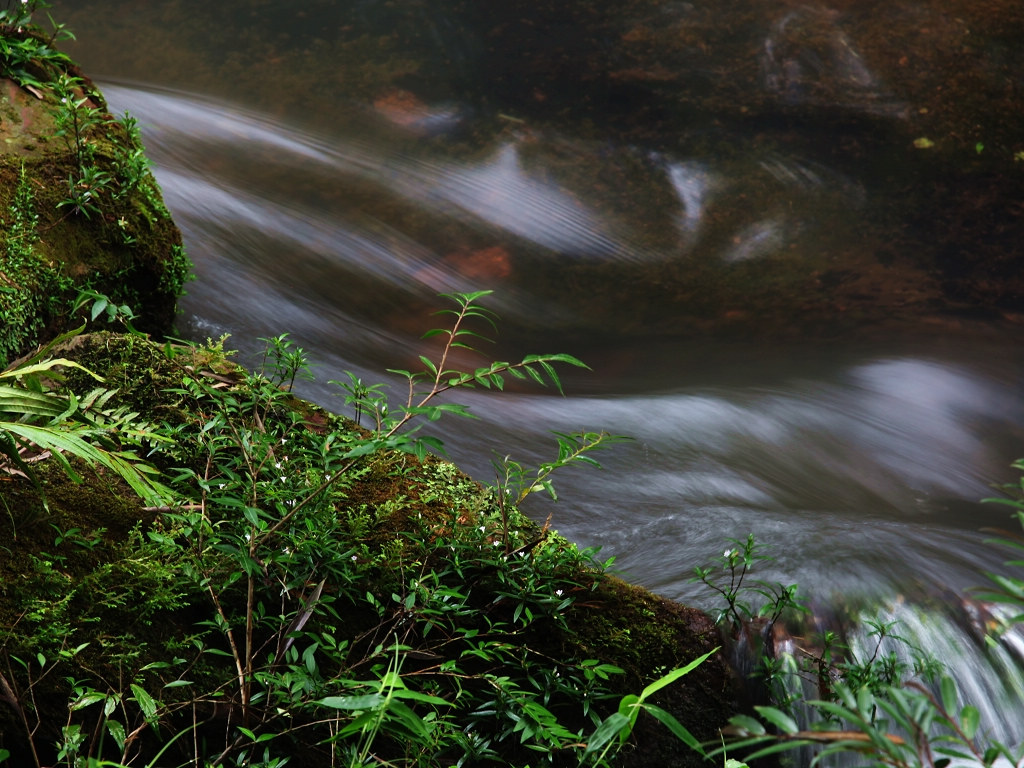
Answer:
52 0 1024 747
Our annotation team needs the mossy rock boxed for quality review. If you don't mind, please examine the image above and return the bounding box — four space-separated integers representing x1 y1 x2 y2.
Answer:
0 53 188 367
0 332 738 766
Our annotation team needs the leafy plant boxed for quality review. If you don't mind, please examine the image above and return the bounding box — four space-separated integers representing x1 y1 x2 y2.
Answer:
704 460 1024 768
336 290 590 459
692 533 806 633
70 288 141 333
715 674 1024 768
113 293 633 765
0 161 74 365
583 649 718 765
1 162 45 364
0 329 171 514
0 0 74 92
50 72 118 219
978 458 1024 629
1 293 726 766
492 430 628 554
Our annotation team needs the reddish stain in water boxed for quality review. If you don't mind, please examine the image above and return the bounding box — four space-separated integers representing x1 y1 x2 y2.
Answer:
442 245 513 281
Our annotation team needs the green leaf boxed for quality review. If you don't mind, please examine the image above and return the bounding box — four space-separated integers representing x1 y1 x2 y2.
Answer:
617 693 640 720
242 505 263 527
0 385 70 418
318 693 384 710
71 691 107 710
418 355 438 376
90 297 109 321
584 712 631 756
728 714 767 737
389 688 452 707
934 747 977 763
106 720 127 752
856 686 875 716
960 705 980 740
129 683 158 723
940 676 957 714
0 352 99 383
741 739 815 762
385 699 431 739
1 422 171 506
444 289 493 304
754 705 799 735
639 648 717 701
643 704 705 753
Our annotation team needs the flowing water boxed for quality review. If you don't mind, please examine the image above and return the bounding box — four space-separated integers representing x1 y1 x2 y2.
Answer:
51 0 1024 746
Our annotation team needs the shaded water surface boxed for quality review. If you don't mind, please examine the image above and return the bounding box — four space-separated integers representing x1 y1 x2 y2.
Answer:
52 0 1024 744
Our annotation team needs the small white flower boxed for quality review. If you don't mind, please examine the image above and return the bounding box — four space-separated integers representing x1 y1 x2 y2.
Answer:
555 589 564 597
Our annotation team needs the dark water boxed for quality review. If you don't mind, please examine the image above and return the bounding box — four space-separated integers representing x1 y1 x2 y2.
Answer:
51 0 1024 743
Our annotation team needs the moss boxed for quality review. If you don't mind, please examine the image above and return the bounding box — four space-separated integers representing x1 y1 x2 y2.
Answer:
565 576 735 767
55 331 187 420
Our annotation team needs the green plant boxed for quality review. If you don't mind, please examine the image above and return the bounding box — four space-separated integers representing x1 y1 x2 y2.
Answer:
108 111 149 200
692 534 806 633
1 295 723 766
583 649 717 766
158 243 192 297
1 161 45 363
715 675 1024 768
0 329 171 513
0 1 74 91
705 460 1024 768
978 458 1024 630
50 72 116 219
70 288 141 333
492 430 628 554
0 161 74 365
49 72 172 229
335 290 589 459
318 646 454 768
111 294 629 765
